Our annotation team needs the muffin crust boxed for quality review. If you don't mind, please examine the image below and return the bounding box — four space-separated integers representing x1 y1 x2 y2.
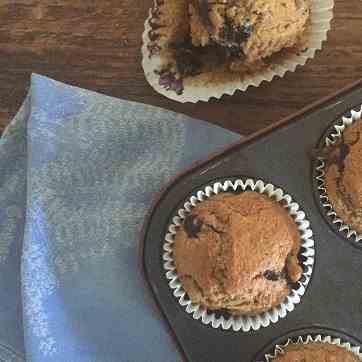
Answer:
189 0 310 63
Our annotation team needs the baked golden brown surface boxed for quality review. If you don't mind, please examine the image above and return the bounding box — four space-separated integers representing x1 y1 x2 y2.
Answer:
173 191 302 315
273 342 360 362
190 0 310 63
324 121 362 233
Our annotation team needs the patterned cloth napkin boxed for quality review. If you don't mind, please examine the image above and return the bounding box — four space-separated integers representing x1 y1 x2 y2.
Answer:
0 74 240 362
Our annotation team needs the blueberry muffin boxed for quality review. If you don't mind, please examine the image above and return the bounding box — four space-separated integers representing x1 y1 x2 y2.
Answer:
273 342 360 362
189 0 310 64
173 191 303 315
323 121 362 233
146 0 311 96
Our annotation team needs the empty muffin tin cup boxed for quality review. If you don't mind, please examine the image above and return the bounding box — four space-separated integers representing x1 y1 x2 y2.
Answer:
163 178 315 332
142 0 334 102
261 334 362 361
315 104 362 244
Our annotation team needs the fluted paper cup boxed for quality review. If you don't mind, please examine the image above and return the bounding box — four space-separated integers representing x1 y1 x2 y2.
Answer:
163 178 315 332
315 104 362 244
262 334 362 361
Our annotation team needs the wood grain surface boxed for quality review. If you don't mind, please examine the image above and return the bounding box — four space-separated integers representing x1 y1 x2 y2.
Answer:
0 0 361 135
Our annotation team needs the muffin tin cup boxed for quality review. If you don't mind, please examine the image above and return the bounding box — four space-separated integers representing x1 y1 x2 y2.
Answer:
261 334 362 361
315 104 362 244
163 178 315 332
142 0 334 102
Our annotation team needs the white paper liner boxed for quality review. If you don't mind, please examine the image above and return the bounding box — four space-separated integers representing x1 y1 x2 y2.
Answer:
315 104 362 243
163 178 315 332
263 334 362 361
142 0 334 103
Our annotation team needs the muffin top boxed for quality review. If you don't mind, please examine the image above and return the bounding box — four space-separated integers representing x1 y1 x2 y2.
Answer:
189 0 310 63
173 191 302 315
324 121 362 233
273 342 360 362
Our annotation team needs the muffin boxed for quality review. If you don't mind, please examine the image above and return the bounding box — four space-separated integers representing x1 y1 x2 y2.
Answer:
323 121 362 233
273 342 360 362
144 0 319 98
189 0 310 65
173 191 303 315
167 0 310 78
143 0 333 101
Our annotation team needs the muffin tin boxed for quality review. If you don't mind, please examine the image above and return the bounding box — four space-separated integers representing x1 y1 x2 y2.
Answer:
142 79 362 362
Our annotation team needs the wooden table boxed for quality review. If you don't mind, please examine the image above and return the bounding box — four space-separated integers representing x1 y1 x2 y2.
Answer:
1 1 361 136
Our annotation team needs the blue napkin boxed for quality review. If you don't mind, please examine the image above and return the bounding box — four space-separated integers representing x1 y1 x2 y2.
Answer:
0 74 239 361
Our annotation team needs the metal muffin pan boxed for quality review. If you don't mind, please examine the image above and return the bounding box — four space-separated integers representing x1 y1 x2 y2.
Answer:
142 80 362 362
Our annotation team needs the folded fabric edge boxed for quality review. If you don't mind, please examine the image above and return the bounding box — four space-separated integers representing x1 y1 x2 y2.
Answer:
29 73 243 137
0 94 30 361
